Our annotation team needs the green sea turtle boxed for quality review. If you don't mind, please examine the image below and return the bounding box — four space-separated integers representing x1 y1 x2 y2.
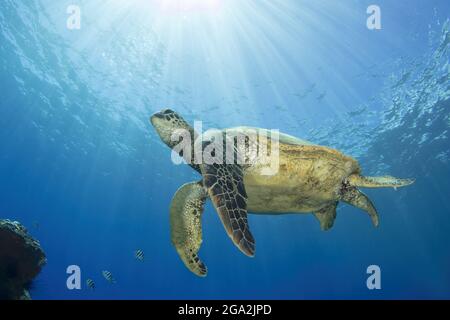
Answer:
150 109 414 277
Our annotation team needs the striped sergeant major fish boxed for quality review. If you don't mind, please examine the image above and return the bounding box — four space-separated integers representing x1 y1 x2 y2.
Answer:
134 249 144 262
102 270 116 284
86 279 95 290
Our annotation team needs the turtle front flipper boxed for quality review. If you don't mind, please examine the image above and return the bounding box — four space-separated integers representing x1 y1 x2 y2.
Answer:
341 187 379 227
314 202 338 231
202 163 256 257
170 181 208 277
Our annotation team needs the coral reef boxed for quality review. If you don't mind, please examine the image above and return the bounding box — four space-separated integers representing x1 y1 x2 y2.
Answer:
0 219 46 300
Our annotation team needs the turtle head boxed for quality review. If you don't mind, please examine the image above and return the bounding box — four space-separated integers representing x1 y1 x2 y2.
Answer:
150 109 194 148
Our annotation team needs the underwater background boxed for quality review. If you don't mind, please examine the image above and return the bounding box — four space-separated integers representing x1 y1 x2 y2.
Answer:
0 0 449 299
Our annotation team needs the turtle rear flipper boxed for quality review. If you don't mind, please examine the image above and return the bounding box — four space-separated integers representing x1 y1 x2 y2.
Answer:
202 163 256 257
170 182 208 277
314 202 338 231
341 187 379 227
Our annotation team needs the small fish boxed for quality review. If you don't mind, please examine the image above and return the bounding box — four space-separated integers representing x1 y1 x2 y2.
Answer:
316 92 327 101
134 250 145 262
86 279 95 290
347 107 367 118
102 270 116 284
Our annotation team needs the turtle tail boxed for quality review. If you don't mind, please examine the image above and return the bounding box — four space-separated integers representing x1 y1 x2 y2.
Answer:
348 174 415 189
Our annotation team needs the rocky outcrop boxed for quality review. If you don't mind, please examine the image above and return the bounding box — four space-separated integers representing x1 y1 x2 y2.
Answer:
0 219 46 300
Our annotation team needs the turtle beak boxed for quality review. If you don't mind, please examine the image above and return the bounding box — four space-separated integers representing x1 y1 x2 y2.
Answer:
150 112 164 126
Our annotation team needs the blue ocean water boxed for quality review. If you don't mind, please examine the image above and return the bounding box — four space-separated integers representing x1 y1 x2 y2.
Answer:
0 0 449 299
